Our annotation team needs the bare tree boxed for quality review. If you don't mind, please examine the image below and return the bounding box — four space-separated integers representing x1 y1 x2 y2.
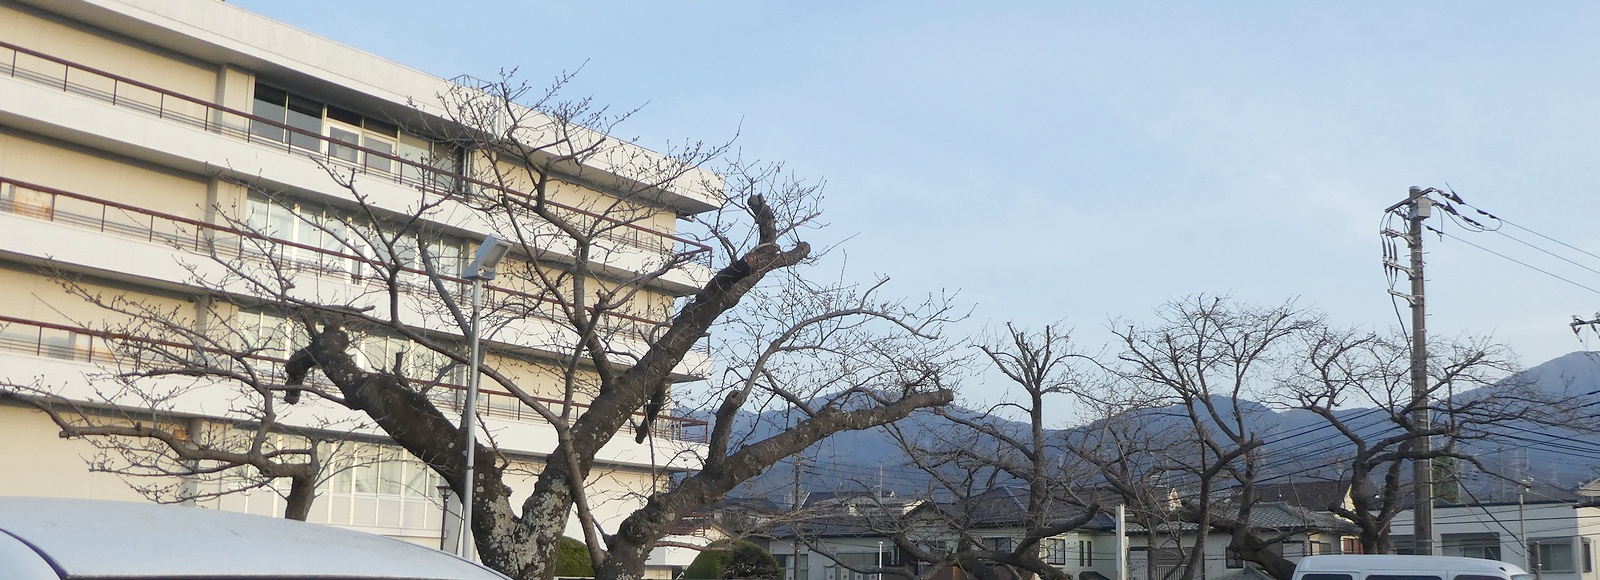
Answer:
3 71 961 580
0 278 374 520
792 323 1105 580
1275 326 1570 555
1106 296 1317 580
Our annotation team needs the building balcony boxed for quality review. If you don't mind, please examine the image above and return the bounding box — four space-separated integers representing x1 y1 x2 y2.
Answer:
0 175 711 378
0 39 715 295
0 313 709 451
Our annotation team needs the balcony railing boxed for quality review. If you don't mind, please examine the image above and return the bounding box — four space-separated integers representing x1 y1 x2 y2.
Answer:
0 314 707 443
0 175 703 353
0 40 712 266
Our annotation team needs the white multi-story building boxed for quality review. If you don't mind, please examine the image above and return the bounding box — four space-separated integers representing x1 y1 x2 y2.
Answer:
0 0 716 569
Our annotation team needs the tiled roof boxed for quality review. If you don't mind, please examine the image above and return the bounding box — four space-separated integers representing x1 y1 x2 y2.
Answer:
1249 480 1350 511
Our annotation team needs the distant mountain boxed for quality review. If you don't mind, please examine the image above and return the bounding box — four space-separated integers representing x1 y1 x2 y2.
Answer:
703 352 1600 503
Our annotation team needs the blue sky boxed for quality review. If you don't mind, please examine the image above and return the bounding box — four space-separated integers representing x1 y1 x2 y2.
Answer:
233 1 1600 399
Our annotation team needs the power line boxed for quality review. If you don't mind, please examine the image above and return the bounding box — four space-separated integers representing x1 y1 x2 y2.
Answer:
1427 226 1600 296
1490 228 1600 279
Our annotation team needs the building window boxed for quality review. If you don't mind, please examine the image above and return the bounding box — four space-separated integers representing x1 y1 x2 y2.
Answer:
237 309 463 386
320 442 444 531
1226 548 1242 569
243 191 476 282
1531 538 1577 573
326 104 399 173
1443 533 1501 561
1079 539 1094 567
1342 538 1363 555
1585 538 1593 574
251 84 323 152
1041 538 1067 565
985 537 1015 553
250 84 413 175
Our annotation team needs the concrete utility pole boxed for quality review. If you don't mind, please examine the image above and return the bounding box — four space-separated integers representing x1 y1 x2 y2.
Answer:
792 453 804 580
1387 186 1434 555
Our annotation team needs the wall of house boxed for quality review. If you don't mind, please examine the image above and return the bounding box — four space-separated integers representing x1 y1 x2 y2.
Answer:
1127 530 1346 580
1398 503 1600 580
771 530 1121 580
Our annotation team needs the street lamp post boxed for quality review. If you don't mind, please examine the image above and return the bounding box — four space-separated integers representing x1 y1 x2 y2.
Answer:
458 234 512 559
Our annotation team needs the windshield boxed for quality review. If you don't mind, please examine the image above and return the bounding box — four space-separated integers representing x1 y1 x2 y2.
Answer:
1511 575 1533 580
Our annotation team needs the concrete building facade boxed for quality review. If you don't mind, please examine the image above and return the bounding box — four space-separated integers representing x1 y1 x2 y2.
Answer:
0 0 716 568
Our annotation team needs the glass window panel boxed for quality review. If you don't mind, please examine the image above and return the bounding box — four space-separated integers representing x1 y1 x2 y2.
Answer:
378 460 401 496
296 214 321 258
363 117 399 137
287 319 309 353
363 136 393 173
250 85 288 143
286 95 323 152
245 195 272 232
354 458 378 494
326 105 362 126
404 461 426 498
329 461 352 494
359 334 386 372
329 126 360 163
396 236 418 277
1533 539 1577 572
266 202 294 239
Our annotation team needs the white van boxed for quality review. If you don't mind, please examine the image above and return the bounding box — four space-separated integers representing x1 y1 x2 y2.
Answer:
1295 555 1532 580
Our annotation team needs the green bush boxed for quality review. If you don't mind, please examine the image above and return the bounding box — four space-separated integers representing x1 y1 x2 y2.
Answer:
554 536 595 578
685 540 781 580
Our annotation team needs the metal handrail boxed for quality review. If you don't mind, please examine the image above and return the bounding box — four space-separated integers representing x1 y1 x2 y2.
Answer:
0 175 698 347
0 314 708 441
0 39 713 265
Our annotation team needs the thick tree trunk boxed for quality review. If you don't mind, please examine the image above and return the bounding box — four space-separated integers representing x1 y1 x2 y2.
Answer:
284 475 315 521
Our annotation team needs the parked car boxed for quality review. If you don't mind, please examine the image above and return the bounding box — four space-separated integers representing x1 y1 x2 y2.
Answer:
0 496 509 580
1295 555 1532 580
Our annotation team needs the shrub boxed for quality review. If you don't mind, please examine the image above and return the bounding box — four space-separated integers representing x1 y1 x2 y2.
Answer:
554 536 595 578
685 540 781 580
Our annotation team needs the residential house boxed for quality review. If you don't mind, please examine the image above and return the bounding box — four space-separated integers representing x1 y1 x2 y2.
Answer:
769 486 1119 580
1393 499 1600 580
1127 501 1360 580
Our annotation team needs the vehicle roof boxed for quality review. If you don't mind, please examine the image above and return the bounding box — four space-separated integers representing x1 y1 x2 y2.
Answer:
0 497 509 580
1297 555 1529 576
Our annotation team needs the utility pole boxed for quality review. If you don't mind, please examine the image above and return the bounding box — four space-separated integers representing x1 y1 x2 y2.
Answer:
792 453 804 580
1386 186 1434 555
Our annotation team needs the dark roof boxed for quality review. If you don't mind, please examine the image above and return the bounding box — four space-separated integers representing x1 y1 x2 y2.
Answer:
804 490 899 507
1243 502 1360 534
915 486 1117 531
713 496 786 513
1249 481 1350 511
765 516 891 540
1121 502 1358 536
